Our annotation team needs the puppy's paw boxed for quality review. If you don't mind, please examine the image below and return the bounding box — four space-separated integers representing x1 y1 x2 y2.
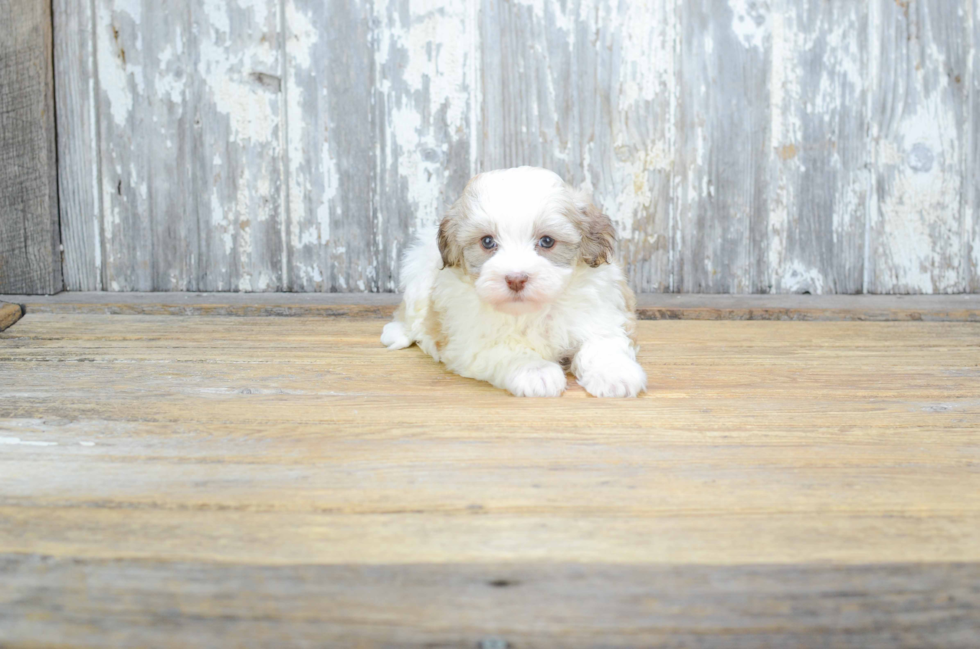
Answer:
578 357 647 398
380 321 412 350
506 361 567 397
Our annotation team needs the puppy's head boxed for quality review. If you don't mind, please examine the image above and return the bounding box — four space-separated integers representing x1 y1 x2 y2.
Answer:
438 166 616 315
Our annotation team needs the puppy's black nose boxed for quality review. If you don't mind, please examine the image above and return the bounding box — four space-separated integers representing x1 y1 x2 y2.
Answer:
505 273 529 292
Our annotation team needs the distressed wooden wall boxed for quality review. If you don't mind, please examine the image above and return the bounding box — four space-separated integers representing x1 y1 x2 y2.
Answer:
1 0 62 294
52 0 978 293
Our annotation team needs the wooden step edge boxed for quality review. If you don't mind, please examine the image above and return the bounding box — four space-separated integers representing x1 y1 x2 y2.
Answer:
1 293 979 321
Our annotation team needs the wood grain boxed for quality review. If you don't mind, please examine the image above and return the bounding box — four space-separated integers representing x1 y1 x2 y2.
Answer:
284 0 374 292
971 0 979 291
1 314 979 644
53 0 103 291
672 0 770 293
0 0 62 295
767 0 868 294
1 558 977 648
867 0 972 293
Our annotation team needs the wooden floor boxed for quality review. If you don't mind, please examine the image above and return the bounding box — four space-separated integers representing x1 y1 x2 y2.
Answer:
1 311 979 647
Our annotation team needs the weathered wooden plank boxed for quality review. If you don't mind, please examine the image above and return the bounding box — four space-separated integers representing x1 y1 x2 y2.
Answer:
971 1 979 291
1 317 979 558
867 0 972 293
53 0 103 291
372 0 476 291
284 0 376 291
284 0 474 292
0 0 62 295
673 0 770 293
95 0 284 291
1 557 978 648
479 0 673 292
767 1 869 294
1 315 980 643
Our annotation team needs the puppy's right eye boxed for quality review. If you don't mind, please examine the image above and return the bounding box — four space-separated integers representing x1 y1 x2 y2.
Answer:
480 236 496 250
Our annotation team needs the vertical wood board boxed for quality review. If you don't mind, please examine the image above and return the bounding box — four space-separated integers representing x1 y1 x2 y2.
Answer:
0 0 62 295
93 0 284 291
867 0 972 294
54 0 103 291
672 0 771 293
767 0 869 294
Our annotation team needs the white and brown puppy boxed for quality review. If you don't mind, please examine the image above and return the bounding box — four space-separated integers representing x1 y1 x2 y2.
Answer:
381 166 646 398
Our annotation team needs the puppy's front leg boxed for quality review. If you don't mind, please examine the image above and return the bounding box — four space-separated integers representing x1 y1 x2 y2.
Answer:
466 346 567 397
572 336 647 398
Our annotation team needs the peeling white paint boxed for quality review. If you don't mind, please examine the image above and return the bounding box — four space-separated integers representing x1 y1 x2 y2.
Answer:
873 17 965 294
96 5 145 126
197 38 278 144
768 8 799 292
376 0 473 232
284 0 332 289
728 0 770 51
154 43 185 106
0 437 58 447
780 260 826 294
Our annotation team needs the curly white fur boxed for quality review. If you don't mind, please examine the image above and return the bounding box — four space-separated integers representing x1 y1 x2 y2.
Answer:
381 166 646 398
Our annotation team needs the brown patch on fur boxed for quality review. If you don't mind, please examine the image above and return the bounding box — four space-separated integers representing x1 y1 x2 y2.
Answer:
437 217 462 268
438 199 469 268
619 277 638 345
423 300 449 351
570 189 616 267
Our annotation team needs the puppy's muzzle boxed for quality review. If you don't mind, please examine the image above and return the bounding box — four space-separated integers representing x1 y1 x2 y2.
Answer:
505 273 529 293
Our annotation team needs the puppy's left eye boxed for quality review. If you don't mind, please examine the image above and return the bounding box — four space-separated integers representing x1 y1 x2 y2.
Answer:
538 236 555 249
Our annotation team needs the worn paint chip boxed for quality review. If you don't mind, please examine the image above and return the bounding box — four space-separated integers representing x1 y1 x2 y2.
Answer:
0 437 59 447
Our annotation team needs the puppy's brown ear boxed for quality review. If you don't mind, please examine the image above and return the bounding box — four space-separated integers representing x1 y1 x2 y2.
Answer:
573 189 616 267
437 204 464 268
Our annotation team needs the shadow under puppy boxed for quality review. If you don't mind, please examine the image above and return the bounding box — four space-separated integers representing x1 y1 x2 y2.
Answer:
382 166 646 398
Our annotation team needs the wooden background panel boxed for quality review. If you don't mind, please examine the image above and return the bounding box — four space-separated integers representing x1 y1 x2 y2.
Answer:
479 0 673 292
285 0 376 292
0 0 62 295
48 0 980 294
767 0 868 295
672 0 771 293
867 0 972 294
972 1 979 292
93 0 284 291
54 0 103 291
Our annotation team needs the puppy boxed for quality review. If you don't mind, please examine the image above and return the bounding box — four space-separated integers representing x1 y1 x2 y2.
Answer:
381 166 646 398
